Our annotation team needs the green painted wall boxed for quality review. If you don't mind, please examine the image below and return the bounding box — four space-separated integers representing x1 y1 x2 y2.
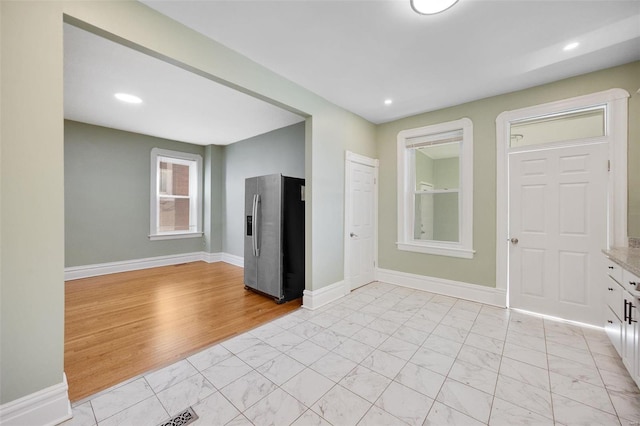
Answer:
432 157 460 242
1 0 66 404
223 123 305 257
64 120 208 267
434 157 459 190
65 121 304 264
433 193 459 242
377 61 640 288
64 121 303 265
415 151 434 187
204 144 224 254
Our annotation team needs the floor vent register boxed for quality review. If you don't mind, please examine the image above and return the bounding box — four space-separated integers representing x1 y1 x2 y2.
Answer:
158 407 199 426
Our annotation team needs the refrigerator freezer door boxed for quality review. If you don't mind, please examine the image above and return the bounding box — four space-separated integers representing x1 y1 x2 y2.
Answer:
256 174 283 299
244 177 258 290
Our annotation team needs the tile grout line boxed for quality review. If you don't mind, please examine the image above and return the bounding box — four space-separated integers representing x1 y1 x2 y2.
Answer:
328 286 415 425
545 321 629 424
582 335 626 425
353 291 432 426
484 303 507 426
542 319 557 426
236 287 388 424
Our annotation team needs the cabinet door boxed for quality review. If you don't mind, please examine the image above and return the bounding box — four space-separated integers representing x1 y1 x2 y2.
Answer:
606 258 623 283
604 307 622 356
630 299 640 387
623 268 640 294
634 313 640 388
622 294 638 376
605 279 622 314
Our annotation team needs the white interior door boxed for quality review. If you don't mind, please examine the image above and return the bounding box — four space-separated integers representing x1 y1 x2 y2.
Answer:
346 154 377 290
509 142 608 325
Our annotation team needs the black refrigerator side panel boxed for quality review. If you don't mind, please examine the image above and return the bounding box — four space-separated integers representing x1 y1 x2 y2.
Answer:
282 177 305 301
244 177 258 290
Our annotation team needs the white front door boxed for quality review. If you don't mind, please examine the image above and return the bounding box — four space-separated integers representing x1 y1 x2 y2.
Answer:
345 153 377 290
509 142 608 324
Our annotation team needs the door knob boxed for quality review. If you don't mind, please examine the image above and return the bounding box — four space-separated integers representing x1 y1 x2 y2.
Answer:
350 232 358 238
510 237 519 244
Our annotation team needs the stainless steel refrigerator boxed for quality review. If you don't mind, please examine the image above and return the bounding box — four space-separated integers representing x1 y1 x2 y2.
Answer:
244 174 305 303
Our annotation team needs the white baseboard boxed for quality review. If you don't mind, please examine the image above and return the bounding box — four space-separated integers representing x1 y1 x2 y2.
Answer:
0 374 71 426
302 280 347 310
375 268 506 307
65 252 210 280
65 252 244 280
221 253 244 268
200 252 223 264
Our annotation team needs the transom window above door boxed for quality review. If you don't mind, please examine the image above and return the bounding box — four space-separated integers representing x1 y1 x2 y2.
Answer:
397 118 475 258
509 106 606 149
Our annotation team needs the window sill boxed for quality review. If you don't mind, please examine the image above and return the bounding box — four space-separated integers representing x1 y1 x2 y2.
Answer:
396 242 475 259
149 232 203 241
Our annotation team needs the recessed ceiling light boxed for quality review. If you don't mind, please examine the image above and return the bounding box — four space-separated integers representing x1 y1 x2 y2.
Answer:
114 93 143 104
384 99 393 105
411 0 459 15
563 42 580 51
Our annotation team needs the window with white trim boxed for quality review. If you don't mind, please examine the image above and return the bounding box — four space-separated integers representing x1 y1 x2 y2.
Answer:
150 148 203 240
397 118 474 258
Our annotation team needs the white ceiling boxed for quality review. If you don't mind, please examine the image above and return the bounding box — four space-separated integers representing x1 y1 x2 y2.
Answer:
64 24 304 146
65 1 640 146
142 0 640 124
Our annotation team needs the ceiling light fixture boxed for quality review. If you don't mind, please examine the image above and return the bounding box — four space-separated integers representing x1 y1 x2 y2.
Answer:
384 99 393 105
114 93 143 104
563 42 580 51
411 0 459 15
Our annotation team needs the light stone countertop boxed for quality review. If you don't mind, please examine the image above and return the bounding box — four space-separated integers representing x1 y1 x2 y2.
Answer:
603 246 640 277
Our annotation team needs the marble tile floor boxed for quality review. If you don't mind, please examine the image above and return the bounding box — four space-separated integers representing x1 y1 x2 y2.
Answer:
61 282 640 426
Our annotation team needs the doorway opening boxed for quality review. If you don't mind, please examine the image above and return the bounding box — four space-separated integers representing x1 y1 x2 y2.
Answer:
63 20 309 401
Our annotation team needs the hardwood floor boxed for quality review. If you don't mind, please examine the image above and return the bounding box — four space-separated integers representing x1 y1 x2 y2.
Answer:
64 261 301 402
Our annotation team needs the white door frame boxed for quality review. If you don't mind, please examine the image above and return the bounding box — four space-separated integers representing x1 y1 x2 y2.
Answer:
495 88 629 303
344 151 379 294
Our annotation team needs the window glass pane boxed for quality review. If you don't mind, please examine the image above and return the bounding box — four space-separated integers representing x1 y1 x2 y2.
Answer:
414 142 460 191
510 107 605 148
159 161 190 196
159 198 190 232
414 192 459 242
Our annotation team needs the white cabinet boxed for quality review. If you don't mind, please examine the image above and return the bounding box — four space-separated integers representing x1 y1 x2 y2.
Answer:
604 255 640 388
622 269 640 386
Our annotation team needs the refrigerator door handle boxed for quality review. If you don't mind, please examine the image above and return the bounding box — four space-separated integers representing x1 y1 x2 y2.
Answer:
252 194 257 256
252 194 260 257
